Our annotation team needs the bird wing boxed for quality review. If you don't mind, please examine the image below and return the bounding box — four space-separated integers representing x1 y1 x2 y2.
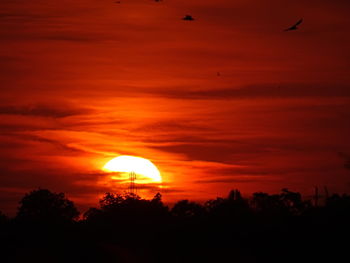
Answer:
284 26 294 31
294 19 303 27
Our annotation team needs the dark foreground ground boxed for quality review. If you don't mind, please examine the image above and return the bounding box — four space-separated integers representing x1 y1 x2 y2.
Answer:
1 189 349 263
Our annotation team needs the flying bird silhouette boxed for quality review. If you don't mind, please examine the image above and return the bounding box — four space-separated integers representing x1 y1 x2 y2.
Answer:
284 19 303 31
182 15 194 21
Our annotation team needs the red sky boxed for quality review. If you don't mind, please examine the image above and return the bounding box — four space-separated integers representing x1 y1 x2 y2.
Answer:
1 0 350 215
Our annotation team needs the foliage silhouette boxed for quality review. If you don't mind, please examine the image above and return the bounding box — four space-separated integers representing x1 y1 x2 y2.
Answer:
205 189 251 220
171 199 206 218
324 193 350 218
16 188 79 224
0 210 8 225
84 192 169 225
2 187 350 263
251 188 311 217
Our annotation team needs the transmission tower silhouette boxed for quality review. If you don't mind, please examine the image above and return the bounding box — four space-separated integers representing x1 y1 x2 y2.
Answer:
129 171 137 195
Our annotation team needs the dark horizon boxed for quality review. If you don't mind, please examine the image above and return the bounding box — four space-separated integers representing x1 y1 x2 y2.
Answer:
0 185 342 217
1 187 350 263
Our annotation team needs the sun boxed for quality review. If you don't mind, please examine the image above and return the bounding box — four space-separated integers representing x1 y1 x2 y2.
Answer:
103 155 162 183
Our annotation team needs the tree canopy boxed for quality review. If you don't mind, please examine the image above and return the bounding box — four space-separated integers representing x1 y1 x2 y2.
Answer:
16 188 79 223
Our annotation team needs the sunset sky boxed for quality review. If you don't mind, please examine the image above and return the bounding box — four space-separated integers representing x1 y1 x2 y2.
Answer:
1 0 350 215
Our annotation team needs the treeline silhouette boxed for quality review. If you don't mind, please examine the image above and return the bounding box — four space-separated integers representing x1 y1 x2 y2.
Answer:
1 188 350 263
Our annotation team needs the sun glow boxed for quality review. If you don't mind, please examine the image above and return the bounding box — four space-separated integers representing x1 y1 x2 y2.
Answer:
103 155 162 183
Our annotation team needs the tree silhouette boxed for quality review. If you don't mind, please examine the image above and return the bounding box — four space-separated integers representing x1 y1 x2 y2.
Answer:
150 192 169 216
85 192 169 224
280 188 310 215
16 188 79 223
171 200 205 218
99 192 126 210
2 187 350 263
252 189 310 217
325 193 350 217
0 210 8 225
205 189 251 219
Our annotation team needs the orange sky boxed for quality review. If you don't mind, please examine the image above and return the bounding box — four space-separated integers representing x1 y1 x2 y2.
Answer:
1 0 350 215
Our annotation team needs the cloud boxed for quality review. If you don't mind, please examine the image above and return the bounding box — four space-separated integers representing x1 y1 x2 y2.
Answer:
151 143 245 163
194 176 277 184
143 83 350 100
43 32 106 42
0 104 89 118
0 12 58 21
16 134 93 155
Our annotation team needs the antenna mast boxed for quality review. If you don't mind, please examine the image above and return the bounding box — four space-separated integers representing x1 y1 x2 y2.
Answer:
129 171 137 195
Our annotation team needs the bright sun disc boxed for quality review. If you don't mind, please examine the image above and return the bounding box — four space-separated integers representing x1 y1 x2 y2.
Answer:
103 155 162 182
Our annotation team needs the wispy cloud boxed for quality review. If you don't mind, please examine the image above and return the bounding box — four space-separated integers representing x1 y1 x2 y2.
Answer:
141 83 350 100
0 104 89 118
